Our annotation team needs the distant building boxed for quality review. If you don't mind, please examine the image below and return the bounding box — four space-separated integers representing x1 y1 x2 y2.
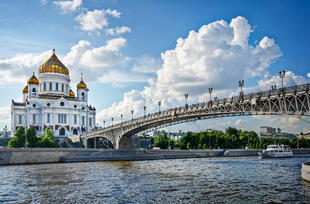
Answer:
259 126 297 139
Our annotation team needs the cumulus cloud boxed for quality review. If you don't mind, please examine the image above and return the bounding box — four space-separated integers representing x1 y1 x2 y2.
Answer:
41 0 48 5
0 37 129 86
53 0 82 13
132 56 162 73
0 106 10 129
106 26 131 36
0 51 52 86
76 9 121 32
97 16 285 122
98 70 149 87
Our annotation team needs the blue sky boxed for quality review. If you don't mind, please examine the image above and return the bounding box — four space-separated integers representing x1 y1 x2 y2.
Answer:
0 0 310 133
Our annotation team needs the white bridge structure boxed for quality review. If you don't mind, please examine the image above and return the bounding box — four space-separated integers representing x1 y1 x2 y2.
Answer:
81 83 310 149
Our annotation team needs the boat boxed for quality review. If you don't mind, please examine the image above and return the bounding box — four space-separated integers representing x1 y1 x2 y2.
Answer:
258 144 293 159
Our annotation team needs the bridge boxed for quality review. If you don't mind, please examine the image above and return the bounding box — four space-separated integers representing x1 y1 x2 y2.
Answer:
81 83 310 149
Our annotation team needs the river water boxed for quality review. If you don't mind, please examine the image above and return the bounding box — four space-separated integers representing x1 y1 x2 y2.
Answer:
1 155 310 203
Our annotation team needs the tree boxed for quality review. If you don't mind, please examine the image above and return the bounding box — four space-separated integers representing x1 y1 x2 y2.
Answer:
8 126 25 148
154 135 168 149
37 129 57 148
27 127 39 148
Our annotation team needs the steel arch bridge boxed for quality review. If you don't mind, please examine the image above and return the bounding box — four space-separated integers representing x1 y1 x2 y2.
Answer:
81 83 310 149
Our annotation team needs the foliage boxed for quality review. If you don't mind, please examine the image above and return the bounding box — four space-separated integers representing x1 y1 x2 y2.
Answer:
9 127 57 148
178 127 310 150
8 126 26 148
37 129 57 148
154 134 175 149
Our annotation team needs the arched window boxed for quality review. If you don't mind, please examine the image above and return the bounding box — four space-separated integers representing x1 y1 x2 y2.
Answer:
32 88 36 96
81 92 85 100
73 129 78 135
59 127 65 136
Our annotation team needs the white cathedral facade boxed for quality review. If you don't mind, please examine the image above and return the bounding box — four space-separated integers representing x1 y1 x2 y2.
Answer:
11 49 96 146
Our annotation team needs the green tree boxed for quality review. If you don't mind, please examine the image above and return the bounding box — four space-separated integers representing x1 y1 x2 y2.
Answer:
8 126 26 148
27 127 39 148
154 135 168 149
187 142 191 150
37 129 57 148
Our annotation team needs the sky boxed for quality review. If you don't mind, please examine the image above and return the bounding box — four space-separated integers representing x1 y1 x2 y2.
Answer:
0 0 310 134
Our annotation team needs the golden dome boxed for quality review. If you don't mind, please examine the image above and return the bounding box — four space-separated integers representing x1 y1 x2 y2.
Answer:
77 77 87 89
28 73 39 85
38 49 69 76
69 89 75 97
23 85 28 93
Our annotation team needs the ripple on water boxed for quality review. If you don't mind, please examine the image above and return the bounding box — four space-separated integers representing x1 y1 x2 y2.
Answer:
1 156 310 203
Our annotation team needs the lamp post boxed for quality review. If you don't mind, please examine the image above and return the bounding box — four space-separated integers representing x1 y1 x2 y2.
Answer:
279 71 286 89
208 88 213 101
111 117 114 126
158 101 161 113
103 120 105 128
121 114 123 125
144 105 146 117
131 110 134 120
239 80 244 94
184 93 189 105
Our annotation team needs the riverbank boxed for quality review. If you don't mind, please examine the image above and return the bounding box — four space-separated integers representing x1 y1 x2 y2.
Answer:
1 148 310 165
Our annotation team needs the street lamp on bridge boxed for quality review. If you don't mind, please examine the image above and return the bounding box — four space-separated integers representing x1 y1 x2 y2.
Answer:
103 120 105 128
158 101 161 113
144 105 146 117
279 71 286 89
208 88 213 101
121 114 123 125
184 93 189 105
239 80 244 93
131 110 134 120
111 117 114 126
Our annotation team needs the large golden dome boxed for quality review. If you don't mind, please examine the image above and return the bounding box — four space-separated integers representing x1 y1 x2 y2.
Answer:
38 49 69 76
28 73 39 85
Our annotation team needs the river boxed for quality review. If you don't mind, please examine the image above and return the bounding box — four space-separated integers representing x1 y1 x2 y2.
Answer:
1 155 310 203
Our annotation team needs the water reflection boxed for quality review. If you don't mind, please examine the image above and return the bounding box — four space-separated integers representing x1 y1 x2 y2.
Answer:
1 156 310 203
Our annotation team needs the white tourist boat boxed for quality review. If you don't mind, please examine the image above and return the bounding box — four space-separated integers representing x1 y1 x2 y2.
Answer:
258 144 293 159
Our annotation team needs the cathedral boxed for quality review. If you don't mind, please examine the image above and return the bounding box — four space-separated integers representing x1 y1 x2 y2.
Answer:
11 49 96 146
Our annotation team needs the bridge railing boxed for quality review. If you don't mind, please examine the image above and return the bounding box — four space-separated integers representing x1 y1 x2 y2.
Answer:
90 83 309 134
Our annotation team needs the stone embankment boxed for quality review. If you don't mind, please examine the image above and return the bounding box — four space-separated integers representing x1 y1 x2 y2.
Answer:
1 148 310 165
302 162 310 182
60 149 224 163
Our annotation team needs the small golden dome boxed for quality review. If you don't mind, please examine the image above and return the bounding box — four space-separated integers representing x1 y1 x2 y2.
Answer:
28 73 39 85
77 77 87 89
38 49 69 76
69 89 75 97
23 85 28 93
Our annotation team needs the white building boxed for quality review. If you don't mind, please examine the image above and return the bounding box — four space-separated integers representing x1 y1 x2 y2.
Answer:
259 126 296 140
11 49 96 146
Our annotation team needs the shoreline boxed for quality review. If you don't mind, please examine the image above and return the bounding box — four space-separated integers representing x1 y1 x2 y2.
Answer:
1 148 310 165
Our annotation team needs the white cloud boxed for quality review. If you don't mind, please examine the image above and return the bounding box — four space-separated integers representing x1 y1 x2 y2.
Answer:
41 0 48 5
307 73 310 78
0 106 10 129
53 0 82 13
132 56 162 73
76 9 121 32
97 16 284 122
106 26 131 36
0 51 52 86
98 70 149 87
